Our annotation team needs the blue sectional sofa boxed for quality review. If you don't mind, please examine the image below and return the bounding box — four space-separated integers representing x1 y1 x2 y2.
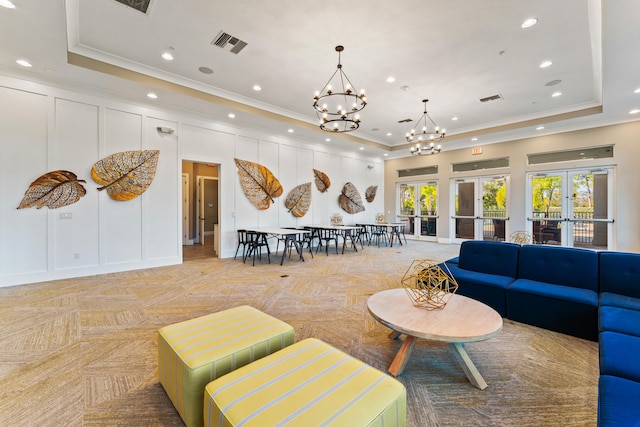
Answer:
597 251 640 427
444 241 640 427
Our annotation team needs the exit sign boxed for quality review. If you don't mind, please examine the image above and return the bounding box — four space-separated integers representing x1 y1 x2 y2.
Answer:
472 147 483 155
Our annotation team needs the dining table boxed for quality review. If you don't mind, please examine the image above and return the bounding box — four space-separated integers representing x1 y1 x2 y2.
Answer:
304 225 361 254
358 223 405 247
245 228 311 265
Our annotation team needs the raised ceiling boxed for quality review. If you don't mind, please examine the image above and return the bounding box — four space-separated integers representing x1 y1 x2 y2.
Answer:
1 0 639 160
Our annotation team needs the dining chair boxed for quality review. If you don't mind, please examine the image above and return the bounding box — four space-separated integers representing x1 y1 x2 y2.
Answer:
369 225 389 247
234 229 250 261
316 228 339 255
245 231 271 266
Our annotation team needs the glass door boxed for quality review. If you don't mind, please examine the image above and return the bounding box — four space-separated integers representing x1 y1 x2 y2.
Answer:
527 168 614 249
452 176 509 242
397 181 438 240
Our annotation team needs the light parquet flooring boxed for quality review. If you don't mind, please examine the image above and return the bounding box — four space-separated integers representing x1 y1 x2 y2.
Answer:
0 240 598 426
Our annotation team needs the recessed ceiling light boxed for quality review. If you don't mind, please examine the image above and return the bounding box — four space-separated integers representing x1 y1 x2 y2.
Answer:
253 85 262 91
199 66 214 75
161 52 174 61
228 113 235 119
386 76 396 83
451 117 459 121
522 18 538 29
386 132 392 136
325 138 331 142
287 129 294 133
630 109 640 114
147 92 158 99
384 153 388 157
545 79 562 87
539 60 553 68
471 137 478 141
359 147 364 150
0 0 16 8
552 91 562 97
634 88 640 94
16 59 32 67
536 126 545 130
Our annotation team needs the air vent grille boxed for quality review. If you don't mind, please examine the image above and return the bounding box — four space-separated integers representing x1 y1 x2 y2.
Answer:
212 31 248 54
479 94 503 103
113 0 152 14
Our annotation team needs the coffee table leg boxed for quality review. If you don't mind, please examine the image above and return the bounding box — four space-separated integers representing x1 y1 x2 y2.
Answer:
388 335 417 377
451 343 488 390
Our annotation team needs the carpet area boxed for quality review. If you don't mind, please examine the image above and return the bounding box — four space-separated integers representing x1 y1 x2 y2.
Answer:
0 240 598 426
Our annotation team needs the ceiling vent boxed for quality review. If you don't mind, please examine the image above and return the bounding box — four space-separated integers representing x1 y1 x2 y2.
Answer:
113 0 152 14
398 118 413 123
479 94 504 103
211 31 248 54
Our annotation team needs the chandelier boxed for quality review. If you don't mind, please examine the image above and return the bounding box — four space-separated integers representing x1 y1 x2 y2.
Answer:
313 45 367 133
407 99 445 155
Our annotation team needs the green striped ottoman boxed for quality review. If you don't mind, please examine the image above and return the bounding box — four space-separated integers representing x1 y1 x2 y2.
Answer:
204 338 407 427
158 305 295 427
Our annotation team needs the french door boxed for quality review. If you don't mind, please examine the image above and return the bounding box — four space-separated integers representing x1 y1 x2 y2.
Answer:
527 168 614 249
451 176 509 242
397 181 438 241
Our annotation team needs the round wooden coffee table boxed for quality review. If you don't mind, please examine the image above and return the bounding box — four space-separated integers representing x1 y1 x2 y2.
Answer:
367 288 503 389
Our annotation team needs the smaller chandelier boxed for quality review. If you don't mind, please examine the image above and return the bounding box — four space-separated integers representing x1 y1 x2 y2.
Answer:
407 99 445 155
313 45 366 133
410 142 441 156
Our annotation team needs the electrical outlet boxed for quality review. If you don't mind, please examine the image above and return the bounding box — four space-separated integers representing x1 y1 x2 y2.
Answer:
59 212 72 219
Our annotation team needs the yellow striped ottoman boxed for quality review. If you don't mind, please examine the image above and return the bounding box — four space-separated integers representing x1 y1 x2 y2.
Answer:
158 305 295 427
204 338 407 427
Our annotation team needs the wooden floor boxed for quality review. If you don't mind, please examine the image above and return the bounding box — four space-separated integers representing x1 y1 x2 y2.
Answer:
0 240 599 427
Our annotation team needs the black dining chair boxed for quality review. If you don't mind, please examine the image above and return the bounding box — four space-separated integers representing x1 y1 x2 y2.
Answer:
369 225 389 247
234 229 251 261
245 231 271 266
316 228 339 256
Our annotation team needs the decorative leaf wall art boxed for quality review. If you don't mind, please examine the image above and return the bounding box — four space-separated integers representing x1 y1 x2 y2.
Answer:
313 168 331 193
91 150 160 201
17 170 87 209
285 182 312 217
338 182 365 214
234 158 283 210
365 185 378 202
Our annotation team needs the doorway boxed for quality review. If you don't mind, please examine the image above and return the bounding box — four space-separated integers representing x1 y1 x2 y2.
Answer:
451 175 509 243
182 161 219 259
397 181 438 241
526 168 614 249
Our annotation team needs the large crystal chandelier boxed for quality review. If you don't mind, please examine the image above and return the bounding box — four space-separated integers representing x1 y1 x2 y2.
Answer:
313 45 367 133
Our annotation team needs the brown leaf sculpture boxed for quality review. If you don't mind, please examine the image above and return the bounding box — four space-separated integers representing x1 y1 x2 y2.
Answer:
285 182 312 217
313 168 331 193
338 182 365 214
365 185 378 203
91 150 160 201
234 158 283 210
17 170 87 209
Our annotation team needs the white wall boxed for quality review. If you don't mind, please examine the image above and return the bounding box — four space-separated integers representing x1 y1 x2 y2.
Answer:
0 75 383 287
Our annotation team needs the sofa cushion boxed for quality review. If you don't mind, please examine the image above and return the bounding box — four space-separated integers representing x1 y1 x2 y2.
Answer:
598 375 640 427
599 306 640 337
599 331 640 383
507 278 598 341
517 245 598 291
446 263 515 316
599 251 640 298
457 240 520 277
599 292 640 311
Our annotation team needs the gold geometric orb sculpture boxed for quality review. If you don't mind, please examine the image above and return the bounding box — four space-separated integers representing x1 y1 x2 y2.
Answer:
509 230 533 245
401 259 458 311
